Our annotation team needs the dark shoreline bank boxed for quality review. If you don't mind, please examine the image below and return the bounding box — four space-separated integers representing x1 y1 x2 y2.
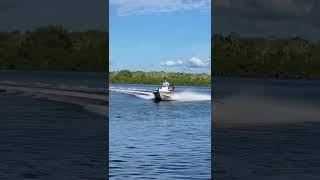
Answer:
0 69 108 75
110 82 211 87
213 74 320 82
2 70 319 84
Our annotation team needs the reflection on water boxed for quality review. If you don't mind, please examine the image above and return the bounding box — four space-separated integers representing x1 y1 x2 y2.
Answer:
214 77 320 180
110 84 211 179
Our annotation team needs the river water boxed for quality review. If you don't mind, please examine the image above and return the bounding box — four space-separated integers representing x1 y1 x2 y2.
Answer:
214 77 320 180
109 84 211 179
3 71 318 179
0 70 107 179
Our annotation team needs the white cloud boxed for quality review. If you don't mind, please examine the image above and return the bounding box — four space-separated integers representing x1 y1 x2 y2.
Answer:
110 0 211 16
161 57 210 69
185 57 210 68
160 60 184 67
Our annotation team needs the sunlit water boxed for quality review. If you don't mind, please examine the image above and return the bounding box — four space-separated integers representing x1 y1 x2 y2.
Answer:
214 77 320 180
0 71 106 179
109 84 211 179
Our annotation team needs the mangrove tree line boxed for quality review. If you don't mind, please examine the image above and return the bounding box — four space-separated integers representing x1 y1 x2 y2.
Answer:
0 25 108 72
213 33 320 79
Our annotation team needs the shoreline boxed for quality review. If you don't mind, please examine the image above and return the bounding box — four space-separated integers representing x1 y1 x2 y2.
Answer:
0 69 108 75
109 82 211 87
110 70 211 87
110 82 211 88
212 74 320 82
2 69 320 82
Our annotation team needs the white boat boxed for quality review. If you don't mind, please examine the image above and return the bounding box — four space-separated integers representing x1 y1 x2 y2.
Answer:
153 81 175 101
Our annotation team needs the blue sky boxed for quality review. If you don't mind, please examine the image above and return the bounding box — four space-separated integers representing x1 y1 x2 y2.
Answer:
109 0 211 73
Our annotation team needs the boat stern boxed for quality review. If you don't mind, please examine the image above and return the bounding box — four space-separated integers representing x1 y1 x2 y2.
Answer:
153 90 162 101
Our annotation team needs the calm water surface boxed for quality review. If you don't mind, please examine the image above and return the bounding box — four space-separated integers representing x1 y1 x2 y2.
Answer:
0 71 106 179
109 84 211 179
214 77 320 180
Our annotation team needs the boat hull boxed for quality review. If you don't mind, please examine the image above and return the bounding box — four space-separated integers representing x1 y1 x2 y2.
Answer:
153 91 174 101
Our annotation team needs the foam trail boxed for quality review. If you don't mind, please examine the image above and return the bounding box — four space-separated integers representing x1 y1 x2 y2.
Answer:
171 92 211 101
110 87 211 101
110 87 154 100
0 82 108 116
215 94 320 128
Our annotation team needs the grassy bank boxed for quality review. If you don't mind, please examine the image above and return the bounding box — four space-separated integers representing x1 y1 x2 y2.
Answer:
110 70 211 86
0 26 108 72
213 33 320 79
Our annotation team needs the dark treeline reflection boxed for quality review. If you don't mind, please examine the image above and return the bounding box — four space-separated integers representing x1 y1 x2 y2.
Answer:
213 33 320 79
0 25 107 71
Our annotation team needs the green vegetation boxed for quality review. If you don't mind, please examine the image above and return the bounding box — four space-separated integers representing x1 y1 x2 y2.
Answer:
213 33 320 79
4 27 320 79
0 25 108 72
110 70 211 86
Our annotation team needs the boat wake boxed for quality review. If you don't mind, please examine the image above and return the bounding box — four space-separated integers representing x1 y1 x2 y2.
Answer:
171 92 211 101
0 81 107 116
110 87 211 102
109 87 154 100
215 94 320 128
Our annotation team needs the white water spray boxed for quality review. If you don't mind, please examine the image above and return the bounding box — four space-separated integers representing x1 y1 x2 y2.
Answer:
170 92 211 101
110 87 211 101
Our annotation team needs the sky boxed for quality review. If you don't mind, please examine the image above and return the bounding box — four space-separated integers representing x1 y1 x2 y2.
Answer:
2 0 319 72
214 0 320 40
109 0 211 73
0 0 107 31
